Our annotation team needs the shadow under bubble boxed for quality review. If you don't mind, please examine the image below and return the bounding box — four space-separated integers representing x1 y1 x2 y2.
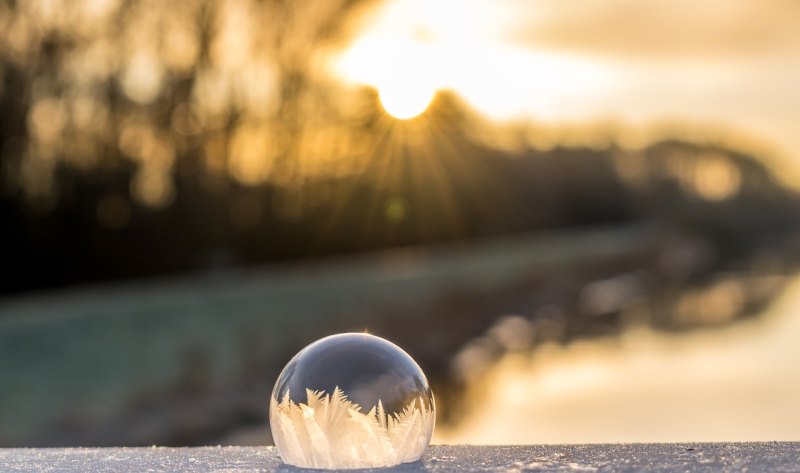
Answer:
277 460 429 473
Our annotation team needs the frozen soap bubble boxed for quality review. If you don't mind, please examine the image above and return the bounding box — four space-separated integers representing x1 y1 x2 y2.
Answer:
269 333 435 469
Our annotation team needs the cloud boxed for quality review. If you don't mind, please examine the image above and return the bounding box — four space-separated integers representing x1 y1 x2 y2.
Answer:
506 0 800 61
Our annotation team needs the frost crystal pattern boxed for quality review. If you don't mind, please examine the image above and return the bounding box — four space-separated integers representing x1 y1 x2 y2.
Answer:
269 333 435 469
271 388 434 469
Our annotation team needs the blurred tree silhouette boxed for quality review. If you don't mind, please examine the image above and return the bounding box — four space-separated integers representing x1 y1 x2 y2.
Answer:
0 0 376 207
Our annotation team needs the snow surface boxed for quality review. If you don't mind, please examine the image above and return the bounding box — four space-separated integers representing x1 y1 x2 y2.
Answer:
2 444 800 472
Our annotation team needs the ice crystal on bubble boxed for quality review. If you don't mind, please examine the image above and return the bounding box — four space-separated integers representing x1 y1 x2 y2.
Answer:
269 333 435 469
271 388 434 469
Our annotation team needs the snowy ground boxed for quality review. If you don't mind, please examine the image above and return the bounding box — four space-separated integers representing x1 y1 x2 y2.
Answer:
2 444 800 472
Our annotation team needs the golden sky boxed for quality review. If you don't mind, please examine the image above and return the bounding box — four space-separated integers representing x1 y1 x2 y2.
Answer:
337 0 800 174
510 0 800 59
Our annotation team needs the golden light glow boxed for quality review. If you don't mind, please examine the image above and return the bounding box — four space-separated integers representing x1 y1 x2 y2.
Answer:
337 34 439 120
334 0 618 122
333 0 800 184
378 79 435 119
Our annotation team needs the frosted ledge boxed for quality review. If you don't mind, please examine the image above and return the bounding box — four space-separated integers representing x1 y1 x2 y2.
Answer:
2 443 800 472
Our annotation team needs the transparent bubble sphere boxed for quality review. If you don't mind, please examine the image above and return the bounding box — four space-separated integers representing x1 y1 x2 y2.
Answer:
269 333 435 469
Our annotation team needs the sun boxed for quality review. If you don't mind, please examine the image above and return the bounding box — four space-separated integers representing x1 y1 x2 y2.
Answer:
335 34 440 120
378 76 436 120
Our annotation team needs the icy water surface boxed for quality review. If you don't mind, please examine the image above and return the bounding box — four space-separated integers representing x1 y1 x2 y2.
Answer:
441 277 800 443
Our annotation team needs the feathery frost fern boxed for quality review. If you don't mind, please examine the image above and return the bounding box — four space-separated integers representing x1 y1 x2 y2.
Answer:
270 387 434 468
